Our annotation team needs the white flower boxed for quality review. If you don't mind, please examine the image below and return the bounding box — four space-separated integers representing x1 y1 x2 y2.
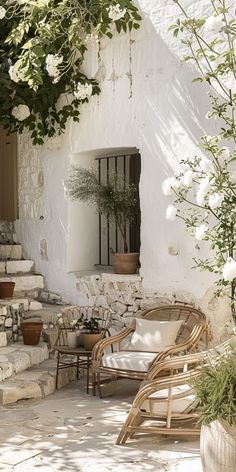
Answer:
45 54 63 79
208 193 224 210
0 6 6 19
196 177 210 206
195 224 208 241
222 258 236 282
200 177 210 193
218 147 230 164
108 5 126 21
166 205 177 221
205 15 224 33
12 104 30 121
46 54 63 67
74 82 93 100
162 177 180 196
9 62 24 83
70 320 77 327
196 191 206 206
199 156 213 173
181 170 193 187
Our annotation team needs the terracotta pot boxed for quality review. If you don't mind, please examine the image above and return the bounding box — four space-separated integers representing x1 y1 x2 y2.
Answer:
201 420 236 472
83 333 102 351
112 253 139 274
21 321 43 345
0 281 15 299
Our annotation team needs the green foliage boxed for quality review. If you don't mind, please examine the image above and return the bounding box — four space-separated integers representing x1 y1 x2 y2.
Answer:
65 166 137 252
167 0 236 320
0 0 141 145
192 351 236 425
83 317 101 333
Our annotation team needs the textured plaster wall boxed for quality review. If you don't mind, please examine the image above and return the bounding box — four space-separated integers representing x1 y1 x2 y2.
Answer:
15 0 231 335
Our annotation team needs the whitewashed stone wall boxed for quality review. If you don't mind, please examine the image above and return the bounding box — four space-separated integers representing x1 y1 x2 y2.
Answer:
14 0 233 342
18 133 44 219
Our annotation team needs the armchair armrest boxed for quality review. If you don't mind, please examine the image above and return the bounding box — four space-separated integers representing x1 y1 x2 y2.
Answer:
147 324 206 380
92 326 134 363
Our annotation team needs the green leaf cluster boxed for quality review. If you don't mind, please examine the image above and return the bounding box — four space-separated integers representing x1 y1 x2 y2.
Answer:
0 0 141 145
192 351 236 425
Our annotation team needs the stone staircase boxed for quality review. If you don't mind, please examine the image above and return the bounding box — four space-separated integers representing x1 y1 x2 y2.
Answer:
0 225 75 404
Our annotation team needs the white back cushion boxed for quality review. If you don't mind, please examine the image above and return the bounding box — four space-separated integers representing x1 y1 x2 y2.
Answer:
128 318 183 352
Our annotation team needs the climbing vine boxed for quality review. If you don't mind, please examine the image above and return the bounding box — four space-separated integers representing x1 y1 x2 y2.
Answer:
0 0 141 145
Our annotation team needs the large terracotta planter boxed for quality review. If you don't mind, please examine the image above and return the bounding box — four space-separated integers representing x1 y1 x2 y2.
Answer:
21 321 43 345
0 281 15 299
83 333 102 351
201 420 236 472
112 253 139 274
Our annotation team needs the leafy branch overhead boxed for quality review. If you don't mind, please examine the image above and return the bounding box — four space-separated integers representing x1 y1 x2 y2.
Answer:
165 0 236 321
0 0 141 145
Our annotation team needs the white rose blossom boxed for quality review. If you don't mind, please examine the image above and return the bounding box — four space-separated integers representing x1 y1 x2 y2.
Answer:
12 104 30 121
195 224 208 241
222 258 236 282
181 169 193 187
204 15 224 33
9 62 24 83
0 6 6 19
199 156 214 173
208 193 224 210
74 82 93 100
108 5 126 21
162 177 180 196
46 54 63 79
166 205 177 221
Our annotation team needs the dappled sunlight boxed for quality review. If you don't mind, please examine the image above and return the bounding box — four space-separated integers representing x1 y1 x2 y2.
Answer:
0 379 201 471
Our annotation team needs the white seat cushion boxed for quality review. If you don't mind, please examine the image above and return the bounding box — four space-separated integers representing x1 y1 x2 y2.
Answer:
142 384 195 414
128 318 183 352
102 351 157 372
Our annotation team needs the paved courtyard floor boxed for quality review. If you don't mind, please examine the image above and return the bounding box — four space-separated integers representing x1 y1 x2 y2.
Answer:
0 378 202 472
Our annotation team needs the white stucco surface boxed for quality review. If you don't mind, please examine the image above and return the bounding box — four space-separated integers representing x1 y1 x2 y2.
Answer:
15 0 222 305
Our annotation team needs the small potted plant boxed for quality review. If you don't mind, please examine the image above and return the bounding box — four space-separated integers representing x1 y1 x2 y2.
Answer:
192 342 236 472
83 317 102 351
56 313 84 347
64 167 139 274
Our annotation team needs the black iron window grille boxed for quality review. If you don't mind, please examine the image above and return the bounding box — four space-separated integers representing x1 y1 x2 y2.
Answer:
95 152 141 267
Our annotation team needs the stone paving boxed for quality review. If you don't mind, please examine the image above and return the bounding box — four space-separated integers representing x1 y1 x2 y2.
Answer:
0 378 202 472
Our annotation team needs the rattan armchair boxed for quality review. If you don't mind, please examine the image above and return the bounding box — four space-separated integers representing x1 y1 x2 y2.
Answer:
92 304 208 397
116 340 231 445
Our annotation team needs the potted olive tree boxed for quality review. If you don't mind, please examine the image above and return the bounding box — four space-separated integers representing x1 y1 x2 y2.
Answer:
65 166 139 274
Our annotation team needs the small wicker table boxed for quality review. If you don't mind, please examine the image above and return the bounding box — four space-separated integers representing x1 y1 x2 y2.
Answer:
54 346 92 393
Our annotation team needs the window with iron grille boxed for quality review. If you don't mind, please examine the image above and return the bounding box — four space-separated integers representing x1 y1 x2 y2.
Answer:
95 153 141 267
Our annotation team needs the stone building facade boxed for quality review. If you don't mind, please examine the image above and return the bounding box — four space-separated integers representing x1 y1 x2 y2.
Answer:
13 0 232 342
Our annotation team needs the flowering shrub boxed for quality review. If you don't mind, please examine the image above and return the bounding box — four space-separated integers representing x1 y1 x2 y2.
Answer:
165 0 236 322
0 0 141 145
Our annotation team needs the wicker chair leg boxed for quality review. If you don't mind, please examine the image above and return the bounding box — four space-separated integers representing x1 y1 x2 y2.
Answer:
92 373 97 396
116 407 141 445
97 373 103 398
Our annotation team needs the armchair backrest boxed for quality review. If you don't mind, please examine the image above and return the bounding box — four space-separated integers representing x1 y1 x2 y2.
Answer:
140 304 207 346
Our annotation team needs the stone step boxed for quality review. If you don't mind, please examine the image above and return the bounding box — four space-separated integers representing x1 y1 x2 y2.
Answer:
0 274 44 294
0 244 22 260
0 358 77 404
0 260 35 275
0 342 49 384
